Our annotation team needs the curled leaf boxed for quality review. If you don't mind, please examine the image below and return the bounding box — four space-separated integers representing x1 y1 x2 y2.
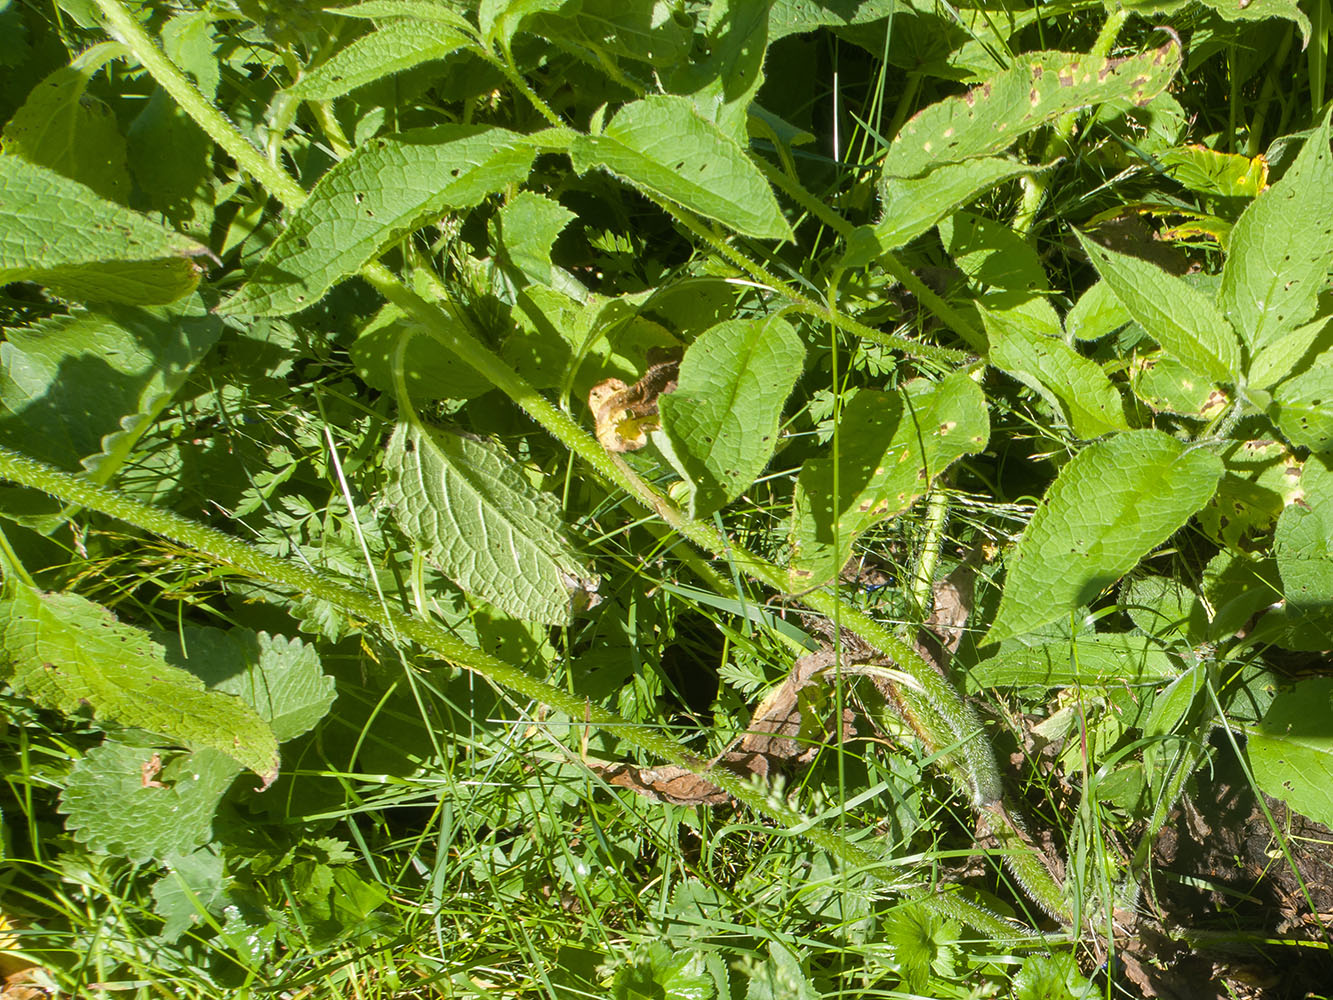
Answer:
588 354 680 453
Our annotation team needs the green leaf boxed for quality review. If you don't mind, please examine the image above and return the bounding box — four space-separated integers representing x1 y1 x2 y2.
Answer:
335 0 476 32
1269 364 1333 453
163 627 336 743
873 158 1039 252
1014 951 1092 1000
883 41 1181 178
0 299 221 480
769 0 896 40
528 0 692 69
1076 232 1241 383
286 19 471 101
496 190 576 287
1248 677 1333 828
666 0 768 142
151 848 229 942
1193 0 1311 47
988 430 1224 642
744 941 817 1000
60 742 242 863
1220 108 1333 355
1275 456 1333 609
0 582 280 782
658 315 804 518
971 634 1177 688
384 421 597 624
789 371 989 588
2 58 131 202
940 210 1047 291
0 155 207 305
1129 353 1227 419
1120 574 1209 643
219 125 538 316
1247 315 1333 390
351 304 495 401
981 296 1128 438
570 95 793 241
1066 280 1132 342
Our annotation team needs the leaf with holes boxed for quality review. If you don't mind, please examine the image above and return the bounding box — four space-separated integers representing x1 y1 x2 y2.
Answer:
988 430 1224 642
1248 677 1333 828
788 371 989 589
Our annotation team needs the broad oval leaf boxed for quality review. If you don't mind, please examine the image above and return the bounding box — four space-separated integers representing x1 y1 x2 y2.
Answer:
384 421 597 624
1220 108 1333 355
0 582 280 782
987 430 1224 642
1076 232 1241 383
219 125 538 316
883 41 1181 178
789 371 989 588
658 315 804 518
1274 456 1333 608
570 94 793 241
0 155 207 305
1248 677 1333 829
286 19 471 101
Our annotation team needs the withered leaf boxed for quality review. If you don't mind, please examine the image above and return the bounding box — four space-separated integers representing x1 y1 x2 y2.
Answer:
588 354 680 453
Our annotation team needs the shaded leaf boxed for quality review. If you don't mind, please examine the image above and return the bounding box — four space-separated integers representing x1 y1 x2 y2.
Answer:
789 371 989 588
286 19 471 101
988 430 1224 641
1248 678 1333 829
0 155 206 305
971 634 1177 688
60 743 242 863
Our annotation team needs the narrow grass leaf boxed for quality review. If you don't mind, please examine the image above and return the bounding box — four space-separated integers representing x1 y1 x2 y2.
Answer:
789 371 989 588
384 421 596 624
1076 232 1241 383
1270 365 1333 452
982 298 1129 437
0 155 206 304
219 125 538 316
0 582 280 782
1220 107 1333 354
658 315 804 518
570 94 792 241
286 20 471 101
988 430 1224 642
874 158 1039 251
1248 677 1333 828
883 41 1181 178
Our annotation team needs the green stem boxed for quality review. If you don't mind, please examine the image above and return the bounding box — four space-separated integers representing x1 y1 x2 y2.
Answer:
909 487 950 617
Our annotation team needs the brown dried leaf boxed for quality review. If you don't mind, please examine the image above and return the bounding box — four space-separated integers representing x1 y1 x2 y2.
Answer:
588 355 680 453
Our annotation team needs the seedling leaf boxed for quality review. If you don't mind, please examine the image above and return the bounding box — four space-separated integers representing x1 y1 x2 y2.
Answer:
988 430 1224 641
